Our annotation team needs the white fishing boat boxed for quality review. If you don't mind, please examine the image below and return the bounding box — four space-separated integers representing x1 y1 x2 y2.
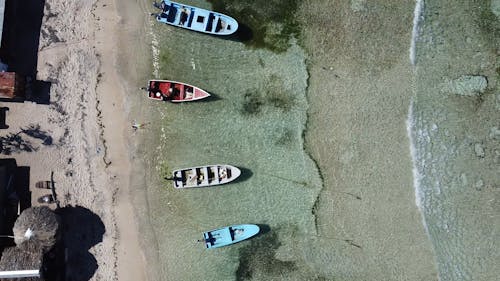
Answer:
152 0 238 35
172 164 241 188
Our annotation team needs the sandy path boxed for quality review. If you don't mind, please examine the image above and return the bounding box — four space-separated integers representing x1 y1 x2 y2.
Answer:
93 0 148 280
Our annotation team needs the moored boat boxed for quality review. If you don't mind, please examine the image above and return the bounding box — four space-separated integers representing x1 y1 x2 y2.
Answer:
201 224 260 249
172 164 241 188
145 80 210 102
152 0 238 35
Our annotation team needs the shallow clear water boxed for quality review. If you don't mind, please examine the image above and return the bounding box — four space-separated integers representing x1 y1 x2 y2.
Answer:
409 1 500 280
140 4 322 280
128 0 500 280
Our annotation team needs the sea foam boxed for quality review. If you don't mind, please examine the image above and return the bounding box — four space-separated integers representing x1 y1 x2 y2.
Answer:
410 0 424 66
406 99 429 235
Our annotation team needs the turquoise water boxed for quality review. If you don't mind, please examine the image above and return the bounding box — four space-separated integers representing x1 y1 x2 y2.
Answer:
139 2 323 280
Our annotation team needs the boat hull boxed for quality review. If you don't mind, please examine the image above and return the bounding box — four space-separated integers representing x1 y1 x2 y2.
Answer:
147 80 210 102
172 164 241 189
203 224 260 249
153 0 238 35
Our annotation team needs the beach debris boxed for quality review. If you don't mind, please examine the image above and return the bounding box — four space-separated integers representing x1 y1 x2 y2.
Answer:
440 75 488 96
132 121 150 130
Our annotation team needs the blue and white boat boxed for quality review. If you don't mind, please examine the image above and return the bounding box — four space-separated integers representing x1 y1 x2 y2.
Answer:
201 224 260 249
152 0 238 35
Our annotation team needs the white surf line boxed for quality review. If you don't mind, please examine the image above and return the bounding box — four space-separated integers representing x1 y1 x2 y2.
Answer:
406 99 426 228
406 99 441 281
410 0 424 66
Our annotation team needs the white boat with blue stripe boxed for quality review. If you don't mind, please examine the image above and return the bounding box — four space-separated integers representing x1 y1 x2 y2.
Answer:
201 224 260 249
152 0 238 35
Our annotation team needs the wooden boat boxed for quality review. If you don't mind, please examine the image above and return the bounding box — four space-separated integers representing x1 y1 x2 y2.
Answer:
146 80 210 102
152 0 238 35
202 224 260 249
172 164 241 188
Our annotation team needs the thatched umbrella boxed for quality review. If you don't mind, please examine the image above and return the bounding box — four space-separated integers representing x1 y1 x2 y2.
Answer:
12 206 60 250
0 241 43 280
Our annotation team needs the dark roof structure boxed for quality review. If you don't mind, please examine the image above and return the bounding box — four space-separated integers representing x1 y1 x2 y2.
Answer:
0 241 43 280
13 206 60 250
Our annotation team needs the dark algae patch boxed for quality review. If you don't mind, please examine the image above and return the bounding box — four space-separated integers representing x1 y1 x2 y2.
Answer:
235 230 297 280
475 0 500 41
207 0 301 52
241 90 264 115
240 75 295 115
267 74 295 111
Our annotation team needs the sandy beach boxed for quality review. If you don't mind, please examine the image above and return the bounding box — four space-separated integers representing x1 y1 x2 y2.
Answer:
1 0 147 279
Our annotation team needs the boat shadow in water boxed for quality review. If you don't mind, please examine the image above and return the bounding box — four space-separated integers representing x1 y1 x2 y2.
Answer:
233 166 253 183
255 224 271 237
217 23 253 43
196 92 222 103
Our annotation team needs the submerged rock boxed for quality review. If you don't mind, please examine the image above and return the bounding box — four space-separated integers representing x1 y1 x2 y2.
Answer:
440 75 488 96
474 143 485 158
350 0 367 12
490 127 500 140
492 0 500 19
475 179 484 191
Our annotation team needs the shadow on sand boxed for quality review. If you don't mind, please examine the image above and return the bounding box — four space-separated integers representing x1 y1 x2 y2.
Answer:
55 205 105 281
0 107 9 129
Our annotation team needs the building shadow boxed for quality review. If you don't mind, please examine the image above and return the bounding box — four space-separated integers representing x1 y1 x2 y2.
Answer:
0 107 9 129
27 79 52 105
0 159 30 251
14 166 31 211
1 0 45 76
55 205 105 281
0 0 52 104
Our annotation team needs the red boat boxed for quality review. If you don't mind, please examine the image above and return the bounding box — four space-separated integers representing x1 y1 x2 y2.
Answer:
145 80 210 102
